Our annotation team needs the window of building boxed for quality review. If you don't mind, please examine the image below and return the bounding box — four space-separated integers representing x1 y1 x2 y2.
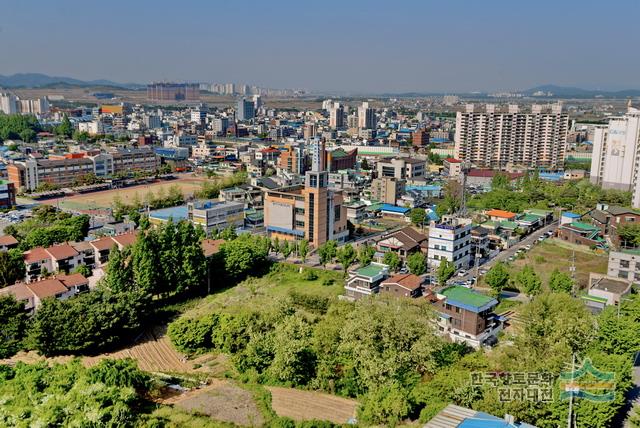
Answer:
618 271 629 279
621 260 630 268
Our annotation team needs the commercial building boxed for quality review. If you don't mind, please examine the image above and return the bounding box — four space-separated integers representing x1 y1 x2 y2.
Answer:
264 143 348 247
146 83 199 101
428 217 472 271
237 98 255 121
277 144 305 174
454 103 568 169
589 104 640 208
434 286 503 348
212 117 230 135
370 177 405 205
376 157 426 180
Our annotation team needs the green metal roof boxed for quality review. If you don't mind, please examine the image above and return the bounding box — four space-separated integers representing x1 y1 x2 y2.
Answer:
355 264 387 278
622 248 640 255
518 214 541 223
499 221 519 230
365 203 383 212
440 286 496 309
581 295 608 304
526 208 553 216
570 221 599 231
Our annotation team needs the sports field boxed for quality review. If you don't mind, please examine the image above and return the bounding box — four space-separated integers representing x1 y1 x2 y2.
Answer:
42 175 210 211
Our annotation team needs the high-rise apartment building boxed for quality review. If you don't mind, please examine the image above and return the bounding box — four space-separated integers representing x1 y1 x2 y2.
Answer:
212 117 230 135
0 93 18 114
589 104 640 208
358 102 376 130
329 103 344 129
454 103 568 169
237 98 255 121
147 83 200 101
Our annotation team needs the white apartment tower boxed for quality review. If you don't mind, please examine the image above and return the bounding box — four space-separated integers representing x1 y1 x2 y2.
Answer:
329 102 344 129
454 103 569 169
590 102 640 209
358 102 376 129
427 216 473 272
0 93 18 114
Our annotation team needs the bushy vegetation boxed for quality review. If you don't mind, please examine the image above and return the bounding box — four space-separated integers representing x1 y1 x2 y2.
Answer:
195 172 248 199
112 184 185 222
0 358 157 427
0 113 41 143
465 172 632 213
4 205 90 251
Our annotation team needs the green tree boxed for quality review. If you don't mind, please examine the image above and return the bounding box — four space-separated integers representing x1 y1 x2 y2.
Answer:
298 239 309 262
358 382 411 426
410 208 427 226
0 248 26 287
336 244 357 274
436 180 462 217
515 265 541 297
0 295 27 358
357 243 375 266
383 251 400 272
407 251 427 275
548 268 573 294
436 260 455 285
72 264 92 278
281 241 293 260
491 172 510 190
318 240 337 266
484 262 510 297
56 114 73 138
360 158 370 170
617 223 640 248
220 235 268 277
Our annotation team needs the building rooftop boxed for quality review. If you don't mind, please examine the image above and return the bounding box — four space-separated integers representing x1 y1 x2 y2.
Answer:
590 276 631 295
381 204 410 214
382 274 422 290
569 221 599 231
354 263 388 278
562 212 582 219
424 404 536 428
0 235 18 246
149 205 189 221
486 209 516 219
440 286 497 313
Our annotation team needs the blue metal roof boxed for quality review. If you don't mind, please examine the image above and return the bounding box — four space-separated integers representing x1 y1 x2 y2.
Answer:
380 204 410 214
267 226 304 237
563 212 581 218
149 205 188 221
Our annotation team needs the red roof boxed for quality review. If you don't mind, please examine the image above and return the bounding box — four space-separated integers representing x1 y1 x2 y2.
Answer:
91 236 117 251
57 273 88 287
0 235 18 246
26 279 69 299
24 247 51 264
486 209 517 219
381 274 422 291
45 244 79 260
201 239 224 257
468 169 524 180
444 158 462 163
112 232 138 248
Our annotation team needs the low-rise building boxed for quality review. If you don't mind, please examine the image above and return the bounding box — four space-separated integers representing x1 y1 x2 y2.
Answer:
0 235 19 251
434 286 503 348
557 221 606 248
345 201 367 223
583 273 633 312
23 244 82 282
370 177 404 205
344 262 389 300
0 273 89 312
375 226 428 261
607 248 640 284
443 158 463 178
380 274 423 298
376 157 426 180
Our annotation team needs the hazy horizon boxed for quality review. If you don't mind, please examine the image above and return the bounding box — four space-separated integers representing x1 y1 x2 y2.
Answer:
1 0 638 93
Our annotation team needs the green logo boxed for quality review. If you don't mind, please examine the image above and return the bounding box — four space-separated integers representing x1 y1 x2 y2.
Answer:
559 358 615 402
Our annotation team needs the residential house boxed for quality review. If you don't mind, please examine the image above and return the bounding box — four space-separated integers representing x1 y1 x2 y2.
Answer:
425 404 537 428
344 262 389 300
607 248 640 284
375 226 428 261
557 221 606 248
0 235 18 251
434 285 504 348
345 202 367 224
428 217 473 271
0 273 89 312
23 244 82 282
485 209 517 222
587 204 640 245
90 232 138 266
70 241 96 268
379 274 422 298
582 273 632 313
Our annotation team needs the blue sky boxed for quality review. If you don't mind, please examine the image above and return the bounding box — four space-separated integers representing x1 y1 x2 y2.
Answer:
1 0 638 92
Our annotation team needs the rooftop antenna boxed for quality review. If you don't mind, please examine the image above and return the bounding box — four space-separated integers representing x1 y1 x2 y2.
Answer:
459 161 469 216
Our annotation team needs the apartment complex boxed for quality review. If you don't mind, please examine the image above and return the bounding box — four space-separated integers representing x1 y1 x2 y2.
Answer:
589 104 640 208
237 98 255 121
412 128 430 147
0 180 17 209
358 102 376 130
0 93 49 115
329 102 344 129
277 144 305 174
454 103 569 169
428 217 473 271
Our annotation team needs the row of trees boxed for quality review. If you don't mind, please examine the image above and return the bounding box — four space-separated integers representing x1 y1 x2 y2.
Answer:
194 172 248 199
482 261 574 297
112 185 185 222
0 113 41 143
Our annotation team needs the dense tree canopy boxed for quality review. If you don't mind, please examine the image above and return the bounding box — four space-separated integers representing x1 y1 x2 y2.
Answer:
0 113 41 143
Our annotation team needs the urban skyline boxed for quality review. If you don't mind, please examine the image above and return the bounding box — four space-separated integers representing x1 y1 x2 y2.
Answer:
1 0 639 93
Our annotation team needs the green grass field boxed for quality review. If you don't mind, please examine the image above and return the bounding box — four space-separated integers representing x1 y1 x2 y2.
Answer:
185 263 345 319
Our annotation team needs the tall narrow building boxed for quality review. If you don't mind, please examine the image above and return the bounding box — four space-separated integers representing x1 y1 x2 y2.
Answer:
590 103 640 208
329 102 344 129
454 103 568 169
358 102 376 130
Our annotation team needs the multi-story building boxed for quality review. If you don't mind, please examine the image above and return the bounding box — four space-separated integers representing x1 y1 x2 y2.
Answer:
144 115 162 129
0 180 17 209
277 144 305 174
187 200 245 235
326 147 357 172
110 147 159 175
329 102 344 129
264 143 348 247
358 102 376 130
147 83 199 101
303 123 317 140
376 157 426 180
454 103 569 169
370 177 405 205
589 104 640 208
434 286 503 348
607 248 640 284
0 93 48 115
375 226 428 262
443 158 463 178
237 98 255 121
0 273 89 313
413 128 430 147
212 117 230 135
0 93 18 114
428 216 473 271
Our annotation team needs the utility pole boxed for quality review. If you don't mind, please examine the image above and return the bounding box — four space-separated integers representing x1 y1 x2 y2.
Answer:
569 250 576 297
567 353 576 428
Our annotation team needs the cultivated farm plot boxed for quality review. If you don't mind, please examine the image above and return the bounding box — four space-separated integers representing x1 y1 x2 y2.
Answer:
1 326 193 373
267 386 358 424
172 380 265 427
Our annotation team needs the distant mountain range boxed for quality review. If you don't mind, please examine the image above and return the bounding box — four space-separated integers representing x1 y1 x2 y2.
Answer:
0 73 144 90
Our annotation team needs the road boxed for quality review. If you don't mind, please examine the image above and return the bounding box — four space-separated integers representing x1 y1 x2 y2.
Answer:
455 220 559 283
